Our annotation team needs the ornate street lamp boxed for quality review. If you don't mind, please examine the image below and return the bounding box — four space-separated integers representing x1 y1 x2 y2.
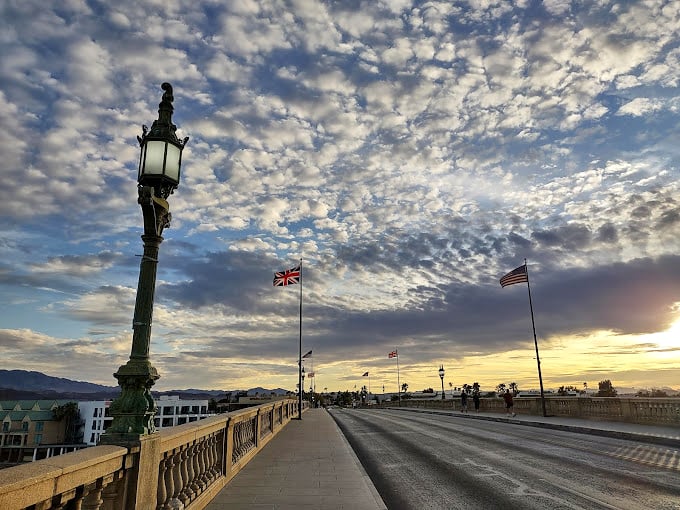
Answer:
301 366 306 401
104 83 188 441
439 365 445 400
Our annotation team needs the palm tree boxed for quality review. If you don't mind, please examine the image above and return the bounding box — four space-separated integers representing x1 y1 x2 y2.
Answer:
401 382 409 394
52 402 80 443
509 382 519 395
495 383 506 395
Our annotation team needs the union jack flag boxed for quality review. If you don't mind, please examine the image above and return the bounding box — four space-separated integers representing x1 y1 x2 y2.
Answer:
388 350 398 358
273 265 301 286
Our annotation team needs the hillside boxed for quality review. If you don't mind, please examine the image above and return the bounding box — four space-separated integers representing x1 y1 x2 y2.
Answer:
0 370 290 401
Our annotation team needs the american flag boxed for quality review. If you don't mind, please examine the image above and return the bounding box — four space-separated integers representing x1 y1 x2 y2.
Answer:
302 349 312 358
388 350 398 358
500 264 528 288
362 372 369 377
273 265 301 286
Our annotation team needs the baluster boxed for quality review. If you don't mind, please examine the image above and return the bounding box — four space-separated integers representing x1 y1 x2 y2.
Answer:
82 481 104 510
157 454 168 510
208 434 219 480
233 422 243 463
101 478 120 510
178 446 191 506
205 435 216 482
184 442 197 501
66 486 87 510
170 449 184 507
189 441 202 495
216 430 225 476
198 436 210 488
163 454 177 510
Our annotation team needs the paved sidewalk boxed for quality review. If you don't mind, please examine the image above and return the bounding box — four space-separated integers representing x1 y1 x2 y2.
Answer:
205 408 386 510
389 407 680 448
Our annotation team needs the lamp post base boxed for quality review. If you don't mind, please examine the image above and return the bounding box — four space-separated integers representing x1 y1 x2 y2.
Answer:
102 360 159 441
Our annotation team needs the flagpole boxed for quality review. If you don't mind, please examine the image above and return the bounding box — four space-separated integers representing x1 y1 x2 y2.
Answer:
298 258 303 420
524 259 547 417
396 348 400 406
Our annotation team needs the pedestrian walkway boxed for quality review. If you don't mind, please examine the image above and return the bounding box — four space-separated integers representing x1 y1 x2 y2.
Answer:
393 407 680 448
205 408 386 510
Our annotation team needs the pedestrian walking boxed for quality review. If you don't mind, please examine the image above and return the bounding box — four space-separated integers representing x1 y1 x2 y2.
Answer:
502 389 515 417
472 391 480 412
460 390 468 413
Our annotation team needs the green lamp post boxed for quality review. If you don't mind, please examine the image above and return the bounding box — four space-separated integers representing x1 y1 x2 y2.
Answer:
104 83 188 440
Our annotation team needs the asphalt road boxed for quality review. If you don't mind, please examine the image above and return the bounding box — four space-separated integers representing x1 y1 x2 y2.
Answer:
328 408 680 510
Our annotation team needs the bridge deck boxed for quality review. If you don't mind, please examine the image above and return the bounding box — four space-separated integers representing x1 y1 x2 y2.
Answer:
205 407 386 510
206 406 679 509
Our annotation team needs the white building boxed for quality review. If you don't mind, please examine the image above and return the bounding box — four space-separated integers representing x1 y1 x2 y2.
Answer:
78 396 212 445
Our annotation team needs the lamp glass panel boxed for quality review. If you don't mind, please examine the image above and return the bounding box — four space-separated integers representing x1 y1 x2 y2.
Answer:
143 141 167 175
164 143 181 182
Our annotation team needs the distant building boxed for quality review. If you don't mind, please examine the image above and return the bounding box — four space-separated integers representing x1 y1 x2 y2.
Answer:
216 394 287 413
0 400 83 465
79 395 212 446
0 396 214 465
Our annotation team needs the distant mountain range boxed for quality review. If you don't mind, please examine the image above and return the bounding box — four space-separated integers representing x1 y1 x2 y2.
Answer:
0 370 290 401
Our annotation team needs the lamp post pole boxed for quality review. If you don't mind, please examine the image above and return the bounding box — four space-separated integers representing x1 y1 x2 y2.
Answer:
104 83 188 441
439 365 445 400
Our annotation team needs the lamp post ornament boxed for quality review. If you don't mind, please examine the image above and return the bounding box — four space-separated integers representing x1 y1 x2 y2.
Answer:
104 83 188 441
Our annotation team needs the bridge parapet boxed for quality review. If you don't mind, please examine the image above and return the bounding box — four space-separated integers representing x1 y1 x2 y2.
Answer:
0 399 306 510
380 397 680 426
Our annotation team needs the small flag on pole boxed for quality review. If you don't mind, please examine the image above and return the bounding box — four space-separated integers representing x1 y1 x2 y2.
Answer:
302 350 312 358
362 372 369 377
500 264 528 288
388 350 398 358
273 265 301 286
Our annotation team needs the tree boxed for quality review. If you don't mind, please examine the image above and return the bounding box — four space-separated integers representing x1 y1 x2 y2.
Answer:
557 385 579 396
52 402 80 443
636 388 669 398
472 382 480 395
509 382 519 395
597 379 617 397
462 383 471 395
496 383 506 394
401 383 409 394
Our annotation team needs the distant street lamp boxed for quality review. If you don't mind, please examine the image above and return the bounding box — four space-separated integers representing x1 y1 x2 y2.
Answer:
438 365 445 400
301 366 306 400
104 83 188 440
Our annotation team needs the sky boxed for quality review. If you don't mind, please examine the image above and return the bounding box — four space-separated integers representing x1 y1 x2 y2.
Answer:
1 0 679 396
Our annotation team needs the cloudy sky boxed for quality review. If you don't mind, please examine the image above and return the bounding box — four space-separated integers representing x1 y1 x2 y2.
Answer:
1 0 679 396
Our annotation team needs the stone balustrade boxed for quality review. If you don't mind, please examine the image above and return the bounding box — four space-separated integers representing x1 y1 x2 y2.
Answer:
381 397 680 426
0 399 306 510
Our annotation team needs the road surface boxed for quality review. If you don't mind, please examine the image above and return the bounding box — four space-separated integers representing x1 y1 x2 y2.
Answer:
329 408 680 510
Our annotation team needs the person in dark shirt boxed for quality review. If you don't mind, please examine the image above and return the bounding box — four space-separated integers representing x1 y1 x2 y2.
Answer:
503 389 516 417
460 390 468 413
472 391 480 412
